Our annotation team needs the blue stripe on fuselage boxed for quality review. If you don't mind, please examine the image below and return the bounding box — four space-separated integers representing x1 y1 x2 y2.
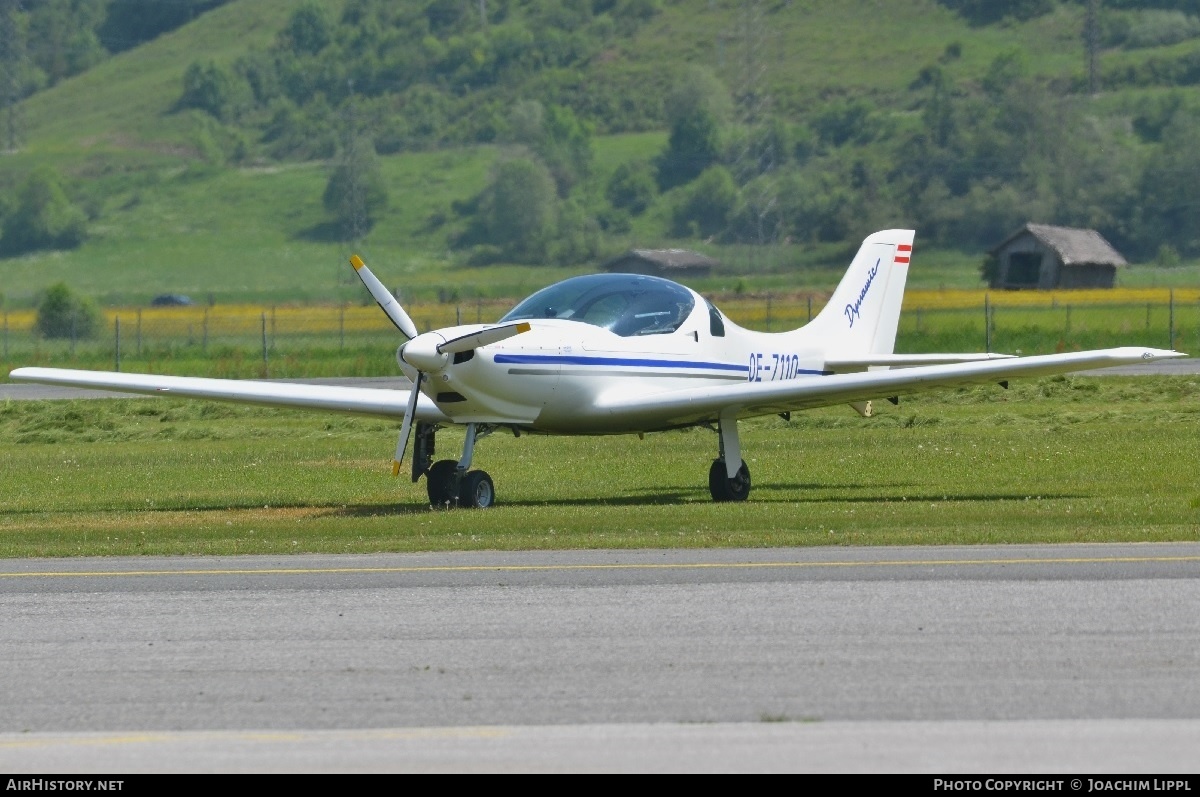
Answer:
493 353 749 373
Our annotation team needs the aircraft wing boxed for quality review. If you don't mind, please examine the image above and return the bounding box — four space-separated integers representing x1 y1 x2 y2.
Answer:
594 347 1188 429
824 352 1015 370
7 367 452 423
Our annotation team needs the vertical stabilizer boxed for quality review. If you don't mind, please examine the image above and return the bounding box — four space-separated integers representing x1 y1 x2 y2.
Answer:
793 229 913 358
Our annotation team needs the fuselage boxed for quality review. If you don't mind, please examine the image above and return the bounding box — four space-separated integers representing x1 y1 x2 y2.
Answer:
401 277 831 434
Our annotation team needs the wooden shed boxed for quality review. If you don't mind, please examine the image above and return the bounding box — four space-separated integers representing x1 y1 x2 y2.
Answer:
989 223 1126 290
601 248 718 279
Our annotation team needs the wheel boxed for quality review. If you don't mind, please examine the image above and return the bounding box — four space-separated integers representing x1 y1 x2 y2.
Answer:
459 470 495 509
708 459 751 502
426 459 460 507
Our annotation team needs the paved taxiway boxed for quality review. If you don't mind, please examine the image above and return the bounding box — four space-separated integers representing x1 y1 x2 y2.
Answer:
0 544 1199 773
2 361 1197 772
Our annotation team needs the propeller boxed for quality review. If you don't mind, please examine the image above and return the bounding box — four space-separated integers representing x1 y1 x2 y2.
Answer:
348 254 533 478
392 372 422 477
349 254 419 340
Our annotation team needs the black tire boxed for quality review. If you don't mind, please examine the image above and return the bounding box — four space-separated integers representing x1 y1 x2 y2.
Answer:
426 459 460 507
459 470 495 509
708 459 751 502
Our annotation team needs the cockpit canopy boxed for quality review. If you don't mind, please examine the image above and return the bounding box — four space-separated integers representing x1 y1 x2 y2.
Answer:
500 273 696 337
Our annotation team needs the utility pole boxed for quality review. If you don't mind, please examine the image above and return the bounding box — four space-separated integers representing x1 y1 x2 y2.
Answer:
727 0 780 265
1085 0 1100 95
0 0 24 151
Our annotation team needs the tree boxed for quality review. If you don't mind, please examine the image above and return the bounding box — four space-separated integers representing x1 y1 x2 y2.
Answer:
506 101 594 196
1133 110 1200 257
179 60 249 122
281 0 333 56
323 132 390 241
671 165 737 239
656 66 731 190
483 157 557 261
606 160 657 215
0 167 87 255
35 282 100 340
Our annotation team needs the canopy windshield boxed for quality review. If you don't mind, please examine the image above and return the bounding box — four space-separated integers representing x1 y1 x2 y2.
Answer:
500 273 696 337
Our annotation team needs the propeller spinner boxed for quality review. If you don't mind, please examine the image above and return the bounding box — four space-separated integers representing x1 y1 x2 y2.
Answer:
349 254 532 478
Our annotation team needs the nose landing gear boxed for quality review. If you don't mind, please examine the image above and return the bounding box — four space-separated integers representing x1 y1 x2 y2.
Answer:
416 422 496 509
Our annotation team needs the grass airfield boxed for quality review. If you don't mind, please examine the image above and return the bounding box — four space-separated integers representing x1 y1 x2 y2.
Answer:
1 375 1197 558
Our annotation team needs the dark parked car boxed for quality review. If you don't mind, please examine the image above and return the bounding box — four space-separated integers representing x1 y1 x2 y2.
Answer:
150 294 195 307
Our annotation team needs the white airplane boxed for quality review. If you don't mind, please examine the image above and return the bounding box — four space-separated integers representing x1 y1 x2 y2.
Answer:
9 229 1186 508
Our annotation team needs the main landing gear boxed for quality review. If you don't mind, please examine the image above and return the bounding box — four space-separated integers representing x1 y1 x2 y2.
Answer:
412 421 496 509
708 413 751 502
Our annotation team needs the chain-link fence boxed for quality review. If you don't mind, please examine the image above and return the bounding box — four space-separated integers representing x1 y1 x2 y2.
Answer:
2 290 1197 377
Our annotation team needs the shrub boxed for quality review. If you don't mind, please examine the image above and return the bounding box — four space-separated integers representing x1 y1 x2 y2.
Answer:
0 168 88 256
35 283 101 340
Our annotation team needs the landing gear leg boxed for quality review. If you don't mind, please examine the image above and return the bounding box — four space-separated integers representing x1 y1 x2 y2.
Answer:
709 412 751 502
411 421 436 483
425 423 497 509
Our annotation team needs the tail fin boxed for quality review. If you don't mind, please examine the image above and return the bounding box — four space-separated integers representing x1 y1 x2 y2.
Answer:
793 229 913 358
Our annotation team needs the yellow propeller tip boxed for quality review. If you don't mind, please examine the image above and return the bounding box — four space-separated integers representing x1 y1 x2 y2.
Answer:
391 460 401 477
516 322 531 333
350 254 365 270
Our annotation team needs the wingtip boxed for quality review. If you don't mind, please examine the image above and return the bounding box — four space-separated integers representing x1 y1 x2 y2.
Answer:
350 254 365 270
1142 348 1188 360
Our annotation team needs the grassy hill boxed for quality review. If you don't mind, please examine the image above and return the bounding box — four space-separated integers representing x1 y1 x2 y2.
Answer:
2 0 1199 310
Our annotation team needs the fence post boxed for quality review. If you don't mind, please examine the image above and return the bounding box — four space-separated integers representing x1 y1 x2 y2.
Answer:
456 305 462 325
202 308 208 352
984 293 991 353
71 311 77 357
136 310 142 357
339 304 345 351
477 299 482 323
261 312 268 367
1169 289 1175 350
766 293 772 331
1065 305 1071 335
807 295 812 322
3 311 7 360
115 316 121 372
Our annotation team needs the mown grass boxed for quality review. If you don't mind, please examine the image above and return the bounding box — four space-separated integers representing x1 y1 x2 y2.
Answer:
1 375 1197 558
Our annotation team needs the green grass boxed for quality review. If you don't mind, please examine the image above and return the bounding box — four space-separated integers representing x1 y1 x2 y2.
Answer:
1 374 1197 558
5 1 1200 313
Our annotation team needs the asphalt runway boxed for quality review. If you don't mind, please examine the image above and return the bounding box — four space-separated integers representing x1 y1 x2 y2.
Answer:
1 544 1199 773
2 362 1198 773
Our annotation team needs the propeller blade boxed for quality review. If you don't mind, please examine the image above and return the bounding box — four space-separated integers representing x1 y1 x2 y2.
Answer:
392 372 423 477
349 254 420 340
438 322 531 354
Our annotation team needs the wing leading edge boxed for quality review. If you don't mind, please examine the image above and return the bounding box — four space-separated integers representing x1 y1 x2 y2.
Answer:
594 347 1188 428
7 367 452 423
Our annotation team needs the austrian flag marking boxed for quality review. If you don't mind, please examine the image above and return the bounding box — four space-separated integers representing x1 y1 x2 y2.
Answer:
894 243 911 265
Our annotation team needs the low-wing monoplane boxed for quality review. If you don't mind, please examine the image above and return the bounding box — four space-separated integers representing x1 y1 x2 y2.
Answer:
10 229 1186 507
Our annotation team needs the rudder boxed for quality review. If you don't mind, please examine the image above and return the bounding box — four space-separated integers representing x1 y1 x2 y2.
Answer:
795 229 913 358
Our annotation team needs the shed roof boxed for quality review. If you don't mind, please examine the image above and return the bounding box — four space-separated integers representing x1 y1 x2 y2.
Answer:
993 223 1127 267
